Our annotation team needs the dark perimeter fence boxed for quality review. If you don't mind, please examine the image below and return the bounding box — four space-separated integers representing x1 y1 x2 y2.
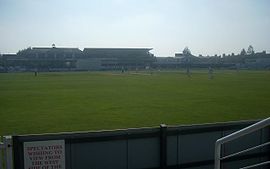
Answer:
11 120 270 169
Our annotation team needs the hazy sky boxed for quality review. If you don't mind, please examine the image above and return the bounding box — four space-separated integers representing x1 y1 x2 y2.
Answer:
0 0 269 56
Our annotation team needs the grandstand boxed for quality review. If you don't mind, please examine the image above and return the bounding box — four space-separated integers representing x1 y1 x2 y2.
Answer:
80 48 155 70
1 46 270 72
0 47 155 72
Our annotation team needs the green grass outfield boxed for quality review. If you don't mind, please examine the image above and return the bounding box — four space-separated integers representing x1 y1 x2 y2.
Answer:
1 70 270 135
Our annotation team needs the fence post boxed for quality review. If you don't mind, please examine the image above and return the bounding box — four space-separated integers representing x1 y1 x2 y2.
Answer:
214 142 221 169
3 136 13 169
0 136 3 169
160 124 167 169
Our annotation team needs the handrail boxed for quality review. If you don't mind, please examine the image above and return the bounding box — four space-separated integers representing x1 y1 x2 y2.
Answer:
239 161 270 169
214 117 270 169
220 141 270 160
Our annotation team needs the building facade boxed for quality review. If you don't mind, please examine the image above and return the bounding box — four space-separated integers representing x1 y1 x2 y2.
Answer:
80 48 155 70
0 47 155 72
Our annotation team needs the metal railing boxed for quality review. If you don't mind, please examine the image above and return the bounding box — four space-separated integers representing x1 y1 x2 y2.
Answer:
0 136 13 169
214 117 270 169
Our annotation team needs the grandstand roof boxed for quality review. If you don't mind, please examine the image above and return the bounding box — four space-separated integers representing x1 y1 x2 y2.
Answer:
83 48 153 56
31 47 82 53
82 48 154 59
83 48 152 50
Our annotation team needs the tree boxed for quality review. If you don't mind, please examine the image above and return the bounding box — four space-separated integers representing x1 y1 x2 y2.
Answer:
17 47 31 56
183 47 191 56
247 45 254 55
182 47 191 77
240 48 247 56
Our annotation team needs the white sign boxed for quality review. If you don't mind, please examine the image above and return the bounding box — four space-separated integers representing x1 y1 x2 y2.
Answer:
24 140 65 169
